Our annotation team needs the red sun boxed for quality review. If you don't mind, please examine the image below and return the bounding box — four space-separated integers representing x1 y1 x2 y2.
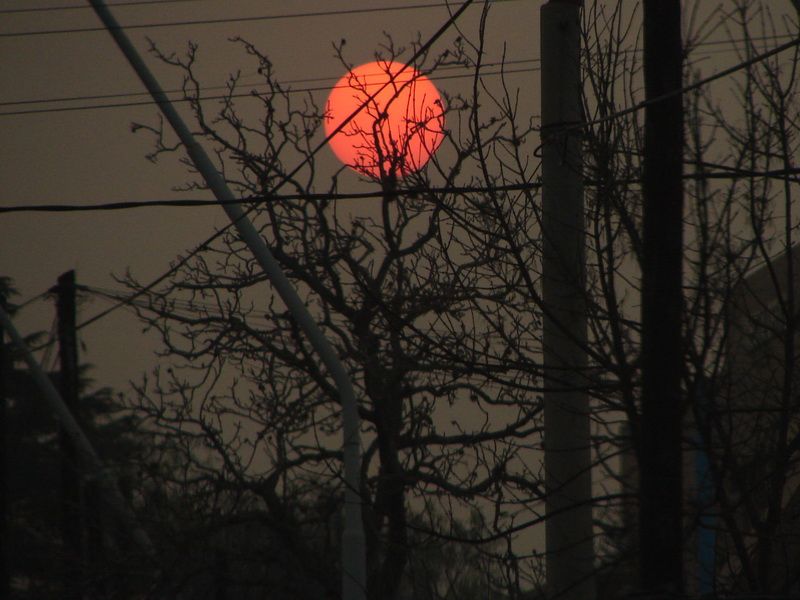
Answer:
324 61 445 180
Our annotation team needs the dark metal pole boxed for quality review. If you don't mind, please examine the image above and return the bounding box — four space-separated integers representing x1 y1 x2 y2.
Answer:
0 292 8 599
640 1 685 596
57 270 84 600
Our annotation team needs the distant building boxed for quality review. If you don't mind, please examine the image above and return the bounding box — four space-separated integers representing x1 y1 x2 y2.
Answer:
605 244 800 597
715 243 800 594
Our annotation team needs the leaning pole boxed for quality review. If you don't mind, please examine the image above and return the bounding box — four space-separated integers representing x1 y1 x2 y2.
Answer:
0 306 155 557
540 1 596 599
86 3 366 599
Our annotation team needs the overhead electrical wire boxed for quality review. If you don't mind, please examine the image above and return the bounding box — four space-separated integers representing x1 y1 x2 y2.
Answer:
575 34 800 134
0 183 539 214
0 0 521 38
6 289 51 312
0 57 538 109
0 33 793 118
5 27 797 330
0 35 774 111
0 33 783 111
0 66 536 118
3 30 793 134
20 0 479 342
81 283 277 325
0 0 202 15
6 162 800 215
13 2 799 342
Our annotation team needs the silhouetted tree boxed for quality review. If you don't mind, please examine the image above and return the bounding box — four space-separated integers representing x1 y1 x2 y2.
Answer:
121 2 800 598
0 278 159 598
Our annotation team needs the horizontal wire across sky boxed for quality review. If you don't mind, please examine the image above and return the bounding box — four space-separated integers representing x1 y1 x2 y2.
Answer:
0 35 793 118
5 0 799 341
0 0 202 14
0 0 523 36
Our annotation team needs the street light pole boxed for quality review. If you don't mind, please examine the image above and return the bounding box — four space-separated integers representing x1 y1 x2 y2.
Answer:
86 2 367 598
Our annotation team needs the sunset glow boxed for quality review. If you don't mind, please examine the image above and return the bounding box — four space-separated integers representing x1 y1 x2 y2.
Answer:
324 61 445 179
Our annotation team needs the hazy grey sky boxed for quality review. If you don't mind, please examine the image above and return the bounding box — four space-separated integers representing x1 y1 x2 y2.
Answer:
4 0 800 573
2 0 796 390
0 0 538 387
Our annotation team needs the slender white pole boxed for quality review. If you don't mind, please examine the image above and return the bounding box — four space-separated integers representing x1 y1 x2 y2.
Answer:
540 1 596 599
86 3 366 598
0 306 155 556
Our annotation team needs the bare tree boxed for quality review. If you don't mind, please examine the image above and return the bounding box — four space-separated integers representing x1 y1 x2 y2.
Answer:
116 2 800 598
124 21 546 598
558 0 800 595
680 2 800 593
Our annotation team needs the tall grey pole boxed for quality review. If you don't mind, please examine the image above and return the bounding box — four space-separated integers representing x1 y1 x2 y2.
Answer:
85 3 366 599
540 2 595 599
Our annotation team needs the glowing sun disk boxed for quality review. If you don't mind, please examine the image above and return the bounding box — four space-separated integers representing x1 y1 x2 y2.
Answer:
324 61 445 179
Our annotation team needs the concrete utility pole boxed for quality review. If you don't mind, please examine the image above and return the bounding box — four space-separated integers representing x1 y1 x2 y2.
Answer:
56 270 84 600
640 1 684 596
86 3 366 599
540 2 595 599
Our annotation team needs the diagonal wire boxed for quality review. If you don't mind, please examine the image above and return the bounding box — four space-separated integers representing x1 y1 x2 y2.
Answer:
1 33 796 118
0 0 520 38
0 0 201 14
0 66 536 118
26 0 479 346
0 58 537 109
575 34 800 133
0 183 540 214
22 5 799 342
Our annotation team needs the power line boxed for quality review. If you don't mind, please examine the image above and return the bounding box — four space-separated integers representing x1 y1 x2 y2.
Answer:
3 11 794 331
684 32 797 48
0 57 538 109
0 33 781 111
574 34 800 133
7 162 800 215
0 183 540 214
3 30 789 111
0 0 521 38
0 0 202 15
9 290 50 312
1 32 794 118
0 66 537 118
81 283 278 324
23 2 792 349
23 0 479 343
